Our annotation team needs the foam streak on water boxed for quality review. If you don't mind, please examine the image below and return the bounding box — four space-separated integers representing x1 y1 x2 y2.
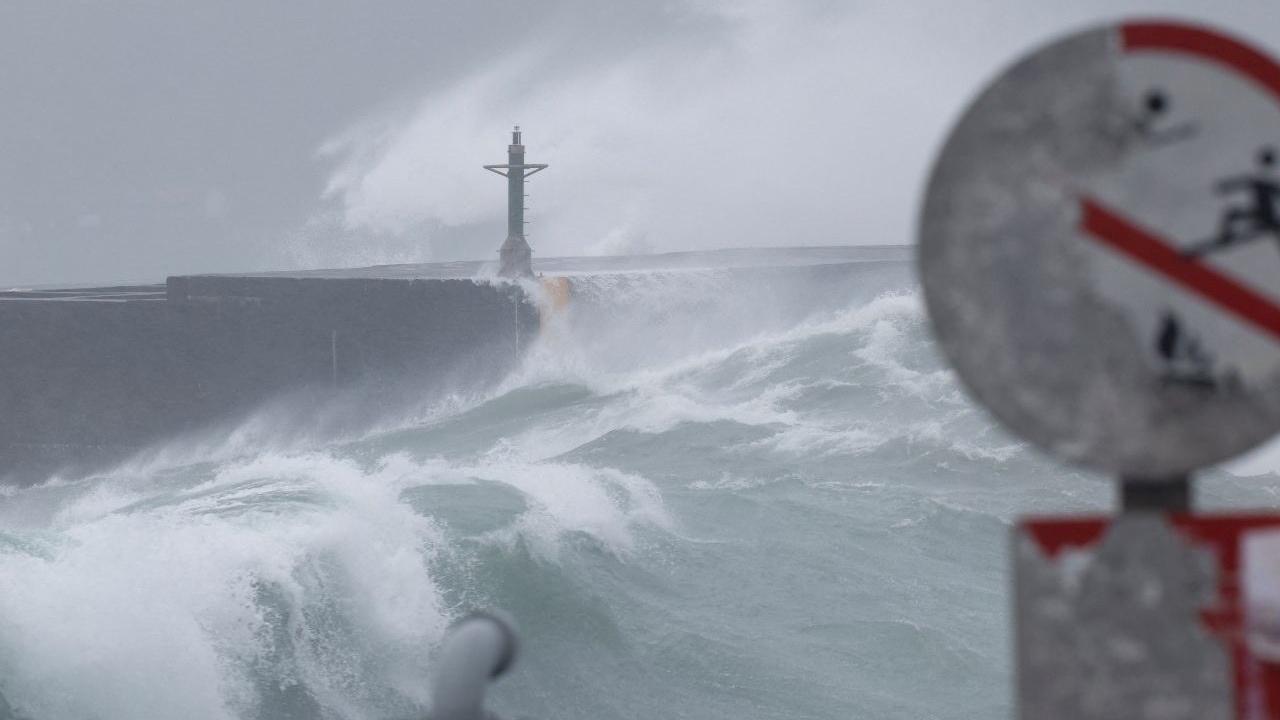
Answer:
0 256 1276 720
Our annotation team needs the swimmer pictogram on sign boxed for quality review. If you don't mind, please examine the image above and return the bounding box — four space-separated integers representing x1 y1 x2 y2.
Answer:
918 20 1280 476
1130 88 1199 146
918 19 1280 720
1076 24 1280 399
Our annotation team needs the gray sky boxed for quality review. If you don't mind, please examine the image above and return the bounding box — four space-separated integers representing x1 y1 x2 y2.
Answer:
1 0 1277 286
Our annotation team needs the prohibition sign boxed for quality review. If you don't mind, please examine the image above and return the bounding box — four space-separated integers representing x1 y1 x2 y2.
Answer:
918 20 1280 476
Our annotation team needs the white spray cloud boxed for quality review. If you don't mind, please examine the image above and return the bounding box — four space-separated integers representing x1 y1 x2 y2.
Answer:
319 0 1280 263
319 1 975 259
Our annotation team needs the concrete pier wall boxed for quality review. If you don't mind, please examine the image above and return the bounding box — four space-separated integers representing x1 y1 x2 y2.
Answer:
0 246 912 484
0 275 537 483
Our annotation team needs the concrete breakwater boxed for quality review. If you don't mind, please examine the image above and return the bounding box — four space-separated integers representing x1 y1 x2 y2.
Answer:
0 246 912 485
0 271 537 484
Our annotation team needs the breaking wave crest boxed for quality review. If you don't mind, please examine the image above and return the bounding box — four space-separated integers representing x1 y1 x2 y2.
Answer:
0 257 1148 720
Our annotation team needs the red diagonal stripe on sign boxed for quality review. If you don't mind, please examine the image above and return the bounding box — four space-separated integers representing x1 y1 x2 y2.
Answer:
1122 22 1280 106
1079 198 1280 342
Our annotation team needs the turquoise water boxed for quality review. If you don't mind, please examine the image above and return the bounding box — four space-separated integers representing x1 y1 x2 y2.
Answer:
0 258 1274 719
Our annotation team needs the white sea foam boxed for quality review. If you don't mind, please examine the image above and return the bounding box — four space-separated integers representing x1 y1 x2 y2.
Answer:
467 461 671 558
0 262 1135 720
0 452 452 719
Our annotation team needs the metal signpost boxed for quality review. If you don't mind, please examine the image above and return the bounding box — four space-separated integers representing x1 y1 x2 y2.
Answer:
919 19 1280 720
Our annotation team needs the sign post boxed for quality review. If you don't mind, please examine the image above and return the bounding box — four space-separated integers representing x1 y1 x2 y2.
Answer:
918 19 1280 720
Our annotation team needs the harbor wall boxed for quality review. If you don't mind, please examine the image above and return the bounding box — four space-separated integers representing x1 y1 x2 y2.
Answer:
0 275 537 484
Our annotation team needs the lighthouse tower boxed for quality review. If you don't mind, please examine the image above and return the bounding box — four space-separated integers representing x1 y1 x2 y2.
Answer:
483 126 548 278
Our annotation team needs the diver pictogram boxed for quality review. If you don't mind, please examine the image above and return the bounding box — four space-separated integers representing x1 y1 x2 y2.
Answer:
922 18 1280 479
1130 88 1197 147
1185 147 1280 259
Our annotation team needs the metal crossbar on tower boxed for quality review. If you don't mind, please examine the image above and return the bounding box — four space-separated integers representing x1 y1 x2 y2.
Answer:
484 126 548 278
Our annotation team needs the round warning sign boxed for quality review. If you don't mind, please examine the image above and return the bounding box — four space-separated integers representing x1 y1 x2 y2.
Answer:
919 20 1280 476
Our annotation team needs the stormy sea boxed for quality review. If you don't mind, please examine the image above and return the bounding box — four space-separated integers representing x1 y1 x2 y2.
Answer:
0 248 1274 720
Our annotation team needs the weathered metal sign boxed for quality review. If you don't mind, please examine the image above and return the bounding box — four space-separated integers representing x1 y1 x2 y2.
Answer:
918 20 1280 477
1017 513 1280 720
918 18 1280 720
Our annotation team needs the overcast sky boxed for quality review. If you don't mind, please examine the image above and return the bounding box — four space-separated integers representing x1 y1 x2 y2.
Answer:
1 0 1277 286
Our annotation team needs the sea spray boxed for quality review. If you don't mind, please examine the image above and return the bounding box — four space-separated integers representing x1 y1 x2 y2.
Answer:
3 255 1269 719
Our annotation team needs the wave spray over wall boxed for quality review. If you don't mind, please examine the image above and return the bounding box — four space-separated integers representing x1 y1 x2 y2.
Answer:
1 252 1273 720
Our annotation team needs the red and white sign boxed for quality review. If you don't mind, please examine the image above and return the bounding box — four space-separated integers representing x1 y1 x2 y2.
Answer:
1080 23 1280 388
918 19 1280 475
1019 513 1280 720
919 18 1280 720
